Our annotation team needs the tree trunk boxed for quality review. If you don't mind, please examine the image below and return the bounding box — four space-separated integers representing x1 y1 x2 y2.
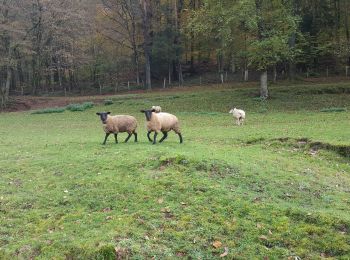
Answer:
1 67 12 109
231 54 236 73
288 32 296 81
145 52 151 89
135 55 140 86
260 70 268 98
140 0 152 90
345 0 350 66
168 63 172 84
244 69 249 81
178 62 183 86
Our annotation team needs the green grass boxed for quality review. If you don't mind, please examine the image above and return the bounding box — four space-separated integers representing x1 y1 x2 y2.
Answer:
0 82 350 259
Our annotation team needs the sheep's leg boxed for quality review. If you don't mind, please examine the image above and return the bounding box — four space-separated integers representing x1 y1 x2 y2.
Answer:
102 133 110 145
114 134 118 143
134 132 138 142
178 133 183 144
159 131 168 143
147 131 153 142
125 133 132 143
153 132 158 145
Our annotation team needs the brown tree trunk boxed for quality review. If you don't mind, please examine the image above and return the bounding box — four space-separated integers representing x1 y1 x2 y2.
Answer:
260 70 268 98
255 0 269 98
140 0 152 90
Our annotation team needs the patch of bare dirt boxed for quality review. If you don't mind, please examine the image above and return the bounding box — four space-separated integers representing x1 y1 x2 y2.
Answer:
4 96 107 112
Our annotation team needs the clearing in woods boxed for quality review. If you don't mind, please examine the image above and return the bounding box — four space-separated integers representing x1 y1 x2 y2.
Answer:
0 82 349 258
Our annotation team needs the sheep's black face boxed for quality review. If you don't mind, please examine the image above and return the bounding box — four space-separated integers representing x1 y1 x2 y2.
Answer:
96 112 111 124
140 109 155 121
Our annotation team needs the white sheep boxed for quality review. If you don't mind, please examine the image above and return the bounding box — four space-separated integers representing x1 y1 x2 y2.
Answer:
151 105 162 113
229 108 246 125
96 112 138 145
140 109 182 144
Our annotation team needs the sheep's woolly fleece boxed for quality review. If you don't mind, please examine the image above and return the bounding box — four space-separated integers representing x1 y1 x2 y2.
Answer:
146 112 181 133
104 115 137 134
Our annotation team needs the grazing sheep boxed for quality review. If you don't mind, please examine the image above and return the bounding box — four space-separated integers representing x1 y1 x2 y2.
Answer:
140 109 182 144
229 108 246 125
151 105 162 113
96 112 138 145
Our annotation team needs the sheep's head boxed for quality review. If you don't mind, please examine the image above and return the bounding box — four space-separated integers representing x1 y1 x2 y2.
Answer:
141 109 156 121
96 112 111 124
151 106 161 113
229 108 238 114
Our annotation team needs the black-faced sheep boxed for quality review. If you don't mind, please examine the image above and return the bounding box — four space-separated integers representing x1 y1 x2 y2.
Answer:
96 112 138 145
140 109 182 144
229 108 246 125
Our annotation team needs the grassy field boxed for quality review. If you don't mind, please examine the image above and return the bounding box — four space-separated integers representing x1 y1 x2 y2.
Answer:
0 82 350 259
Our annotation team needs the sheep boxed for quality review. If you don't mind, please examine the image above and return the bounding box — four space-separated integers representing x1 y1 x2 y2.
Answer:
96 112 138 145
140 109 182 144
151 105 162 113
229 108 246 125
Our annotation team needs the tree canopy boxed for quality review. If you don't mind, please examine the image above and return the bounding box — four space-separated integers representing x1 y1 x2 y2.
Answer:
1 0 350 108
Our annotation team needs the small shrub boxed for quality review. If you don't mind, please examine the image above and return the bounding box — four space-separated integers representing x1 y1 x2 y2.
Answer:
31 107 66 114
66 102 94 112
104 99 113 106
320 107 346 113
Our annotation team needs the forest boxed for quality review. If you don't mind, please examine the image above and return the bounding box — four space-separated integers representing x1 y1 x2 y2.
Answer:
1 0 350 109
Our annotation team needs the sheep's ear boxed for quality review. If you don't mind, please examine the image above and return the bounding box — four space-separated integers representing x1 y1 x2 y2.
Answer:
96 112 100 116
107 112 111 114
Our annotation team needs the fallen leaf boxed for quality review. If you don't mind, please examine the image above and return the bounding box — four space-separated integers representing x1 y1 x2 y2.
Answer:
176 252 186 257
259 235 268 241
161 207 171 213
102 207 111 212
106 216 113 220
256 223 263 229
213 240 222 249
180 202 187 205
268 230 273 235
157 198 164 204
220 247 229 257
